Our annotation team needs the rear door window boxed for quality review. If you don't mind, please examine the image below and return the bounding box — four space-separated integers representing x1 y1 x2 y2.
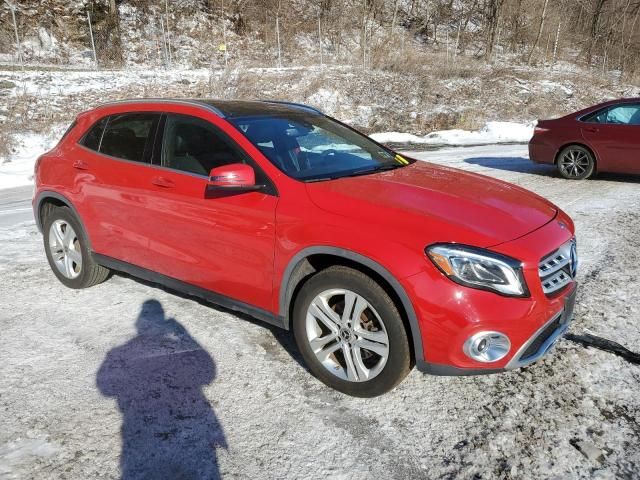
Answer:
583 104 640 125
604 104 640 125
100 113 160 163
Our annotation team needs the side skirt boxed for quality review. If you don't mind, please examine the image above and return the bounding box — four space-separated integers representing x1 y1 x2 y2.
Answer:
93 253 284 329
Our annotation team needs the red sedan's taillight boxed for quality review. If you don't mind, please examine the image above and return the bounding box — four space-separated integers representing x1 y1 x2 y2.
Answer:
534 127 550 135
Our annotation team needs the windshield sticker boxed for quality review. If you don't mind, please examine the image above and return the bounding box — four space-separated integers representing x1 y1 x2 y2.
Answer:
395 154 409 165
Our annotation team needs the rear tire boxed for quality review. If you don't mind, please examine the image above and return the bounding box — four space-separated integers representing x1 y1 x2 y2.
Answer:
292 266 412 397
43 206 110 289
557 145 595 180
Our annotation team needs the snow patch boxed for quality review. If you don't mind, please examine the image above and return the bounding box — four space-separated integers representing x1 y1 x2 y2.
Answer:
370 121 536 146
540 80 574 97
0 128 64 190
0 438 60 474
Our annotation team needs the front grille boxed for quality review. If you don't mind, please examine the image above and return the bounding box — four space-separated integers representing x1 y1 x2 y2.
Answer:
519 313 563 360
539 238 577 295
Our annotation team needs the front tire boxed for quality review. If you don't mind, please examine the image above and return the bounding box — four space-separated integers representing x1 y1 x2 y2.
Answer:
43 206 110 289
292 266 412 397
557 145 595 180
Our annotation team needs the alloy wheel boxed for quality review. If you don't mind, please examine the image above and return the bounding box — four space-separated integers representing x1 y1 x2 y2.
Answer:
48 219 82 279
305 288 389 382
559 149 591 178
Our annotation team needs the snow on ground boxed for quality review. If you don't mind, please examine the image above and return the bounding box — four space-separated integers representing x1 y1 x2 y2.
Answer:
0 144 638 479
0 129 64 189
0 68 211 98
370 121 536 146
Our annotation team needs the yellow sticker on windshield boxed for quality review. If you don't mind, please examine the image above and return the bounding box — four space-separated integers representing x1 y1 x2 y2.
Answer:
395 154 409 165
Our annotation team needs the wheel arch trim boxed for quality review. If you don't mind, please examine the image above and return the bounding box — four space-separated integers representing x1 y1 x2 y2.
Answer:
279 246 425 363
34 191 93 249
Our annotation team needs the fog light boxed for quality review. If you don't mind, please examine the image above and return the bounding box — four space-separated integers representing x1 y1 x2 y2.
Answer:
463 332 511 363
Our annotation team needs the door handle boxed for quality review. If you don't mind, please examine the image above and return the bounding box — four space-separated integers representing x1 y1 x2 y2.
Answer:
584 127 599 133
151 176 175 188
73 160 89 170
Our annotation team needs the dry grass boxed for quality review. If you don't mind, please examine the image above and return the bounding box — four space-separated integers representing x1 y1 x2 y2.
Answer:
0 128 12 160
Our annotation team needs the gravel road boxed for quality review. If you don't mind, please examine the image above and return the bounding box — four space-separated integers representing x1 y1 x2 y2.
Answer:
0 145 638 479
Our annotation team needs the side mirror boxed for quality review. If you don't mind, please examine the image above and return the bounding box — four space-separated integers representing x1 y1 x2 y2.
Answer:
207 163 262 193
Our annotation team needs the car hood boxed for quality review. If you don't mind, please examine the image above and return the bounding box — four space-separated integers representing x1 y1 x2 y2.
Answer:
305 161 557 248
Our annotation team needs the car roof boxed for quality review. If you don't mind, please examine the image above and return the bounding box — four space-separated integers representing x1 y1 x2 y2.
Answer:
563 97 640 119
93 98 323 119
195 99 323 118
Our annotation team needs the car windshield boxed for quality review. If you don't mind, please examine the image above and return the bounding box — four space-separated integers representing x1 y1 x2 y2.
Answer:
228 113 410 181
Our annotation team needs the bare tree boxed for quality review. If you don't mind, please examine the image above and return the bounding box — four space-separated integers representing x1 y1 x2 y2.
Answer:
484 0 505 59
527 0 549 65
586 0 609 64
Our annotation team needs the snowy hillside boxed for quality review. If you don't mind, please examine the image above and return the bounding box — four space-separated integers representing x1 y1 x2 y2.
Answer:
0 1 639 189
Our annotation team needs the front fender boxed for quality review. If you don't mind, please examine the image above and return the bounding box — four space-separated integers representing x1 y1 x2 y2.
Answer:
278 245 426 366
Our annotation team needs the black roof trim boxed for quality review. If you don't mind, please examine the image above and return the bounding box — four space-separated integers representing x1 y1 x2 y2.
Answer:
94 98 325 119
95 98 227 117
260 100 323 115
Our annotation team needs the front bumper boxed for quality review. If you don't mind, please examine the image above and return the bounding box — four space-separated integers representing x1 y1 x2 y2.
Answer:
407 216 578 375
416 283 576 375
505 283 576 369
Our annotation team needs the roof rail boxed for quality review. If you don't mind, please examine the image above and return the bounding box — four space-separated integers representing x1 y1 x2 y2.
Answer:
262 100 323 115
95 98 226 118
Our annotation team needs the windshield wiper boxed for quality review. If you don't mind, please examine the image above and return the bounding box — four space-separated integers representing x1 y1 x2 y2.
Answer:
305 176 334 182
304 163 405 183
374 163 405 172
339 163 404 178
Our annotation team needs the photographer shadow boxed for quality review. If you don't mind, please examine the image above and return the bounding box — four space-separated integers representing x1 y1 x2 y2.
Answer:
97 299 226 480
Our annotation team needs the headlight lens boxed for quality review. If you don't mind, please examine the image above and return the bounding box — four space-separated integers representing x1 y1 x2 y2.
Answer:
426 244 529 297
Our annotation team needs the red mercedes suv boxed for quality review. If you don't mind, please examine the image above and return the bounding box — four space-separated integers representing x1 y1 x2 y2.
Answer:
34 99 578 397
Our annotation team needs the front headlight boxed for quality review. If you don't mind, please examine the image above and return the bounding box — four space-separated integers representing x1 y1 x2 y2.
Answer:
426 244 529 297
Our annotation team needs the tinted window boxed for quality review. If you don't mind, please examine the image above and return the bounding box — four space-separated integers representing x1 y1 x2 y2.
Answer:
582 108 606 123
604 104 640 125
583 104 640 125
81 117 107 151
229 113 405 181
162 114 242 176
100 113 159 162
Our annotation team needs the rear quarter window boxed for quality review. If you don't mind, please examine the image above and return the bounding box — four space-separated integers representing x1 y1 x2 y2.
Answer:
581 108 608 123
80 117 108 151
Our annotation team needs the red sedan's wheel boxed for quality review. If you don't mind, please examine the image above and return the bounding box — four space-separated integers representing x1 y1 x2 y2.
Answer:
557 146 595 180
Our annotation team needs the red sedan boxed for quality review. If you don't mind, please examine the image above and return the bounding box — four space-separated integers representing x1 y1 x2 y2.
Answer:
530 98 640 179
34 99 578 396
